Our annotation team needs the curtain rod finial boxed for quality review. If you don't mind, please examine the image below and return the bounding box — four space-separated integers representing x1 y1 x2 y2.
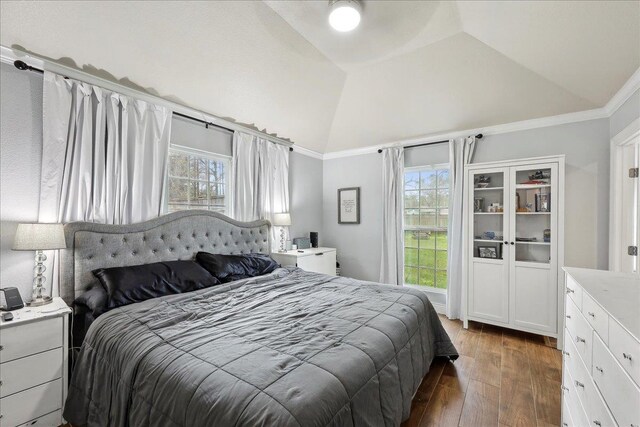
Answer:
14 60 29 71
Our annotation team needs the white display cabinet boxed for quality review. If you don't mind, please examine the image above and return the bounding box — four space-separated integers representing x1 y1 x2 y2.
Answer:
463 155 565 345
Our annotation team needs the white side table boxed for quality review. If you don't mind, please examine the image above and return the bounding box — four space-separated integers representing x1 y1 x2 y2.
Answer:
0 297 71 427
271 247 337 276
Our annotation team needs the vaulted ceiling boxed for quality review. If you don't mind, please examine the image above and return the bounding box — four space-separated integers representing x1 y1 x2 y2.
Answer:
1 1 639 153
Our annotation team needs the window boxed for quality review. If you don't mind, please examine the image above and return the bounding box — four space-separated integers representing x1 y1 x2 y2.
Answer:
404 165 449 289
167 147 230 214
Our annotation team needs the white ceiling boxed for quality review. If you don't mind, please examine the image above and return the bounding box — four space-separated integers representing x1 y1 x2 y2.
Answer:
1 1 639 153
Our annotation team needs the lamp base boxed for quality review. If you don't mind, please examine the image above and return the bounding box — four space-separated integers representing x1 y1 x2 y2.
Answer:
27 295 53 307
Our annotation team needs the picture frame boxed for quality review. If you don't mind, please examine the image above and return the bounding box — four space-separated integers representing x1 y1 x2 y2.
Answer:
338 187 360 224
477 245 499 259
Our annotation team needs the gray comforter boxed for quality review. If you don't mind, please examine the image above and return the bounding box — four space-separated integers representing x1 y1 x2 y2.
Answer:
64 267 457 427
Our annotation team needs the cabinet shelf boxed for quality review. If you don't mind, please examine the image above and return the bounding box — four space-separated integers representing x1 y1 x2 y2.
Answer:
474 239 504 243
474 212 503 215
515 184 551 190
516 212 551 215
515 241 550 246
474 187 504 191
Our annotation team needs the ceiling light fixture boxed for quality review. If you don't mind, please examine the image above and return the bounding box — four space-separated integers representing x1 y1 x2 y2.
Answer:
329 0 362 32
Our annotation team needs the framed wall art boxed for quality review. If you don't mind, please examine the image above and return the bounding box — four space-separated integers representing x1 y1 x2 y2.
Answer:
338 187 360 224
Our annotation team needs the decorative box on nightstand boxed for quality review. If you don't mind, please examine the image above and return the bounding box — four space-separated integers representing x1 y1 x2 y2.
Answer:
0 297 71 427
271 247 337 276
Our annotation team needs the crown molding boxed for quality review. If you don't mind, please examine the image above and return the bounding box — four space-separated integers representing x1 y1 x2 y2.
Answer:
605 67 640 116
323 107 609 160
290 145 324 160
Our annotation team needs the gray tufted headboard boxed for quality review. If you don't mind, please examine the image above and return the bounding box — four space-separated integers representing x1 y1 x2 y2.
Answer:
61 210 271 305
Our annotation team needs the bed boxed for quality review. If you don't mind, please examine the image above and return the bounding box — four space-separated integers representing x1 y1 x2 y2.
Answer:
61 211 457 427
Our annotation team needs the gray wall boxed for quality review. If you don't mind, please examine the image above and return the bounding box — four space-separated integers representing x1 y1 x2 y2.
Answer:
610 89 640 138
1 62 44 299
0 62 324 300
323 118 612 286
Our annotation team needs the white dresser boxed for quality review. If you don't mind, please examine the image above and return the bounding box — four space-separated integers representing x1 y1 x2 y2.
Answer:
562 267 640 427
0 298 71 427
271 247 337 276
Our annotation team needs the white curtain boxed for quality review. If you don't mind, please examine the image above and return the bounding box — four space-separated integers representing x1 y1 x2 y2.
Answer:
39 71 172 295
232 131 290 251
446 136 476 319
379 147 405 285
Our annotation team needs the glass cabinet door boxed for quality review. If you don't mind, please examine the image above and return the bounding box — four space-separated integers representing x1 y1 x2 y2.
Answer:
471 169 507 261
510 164 556 264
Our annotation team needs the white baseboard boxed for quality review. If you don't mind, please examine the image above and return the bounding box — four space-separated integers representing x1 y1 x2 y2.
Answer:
431 302 446 315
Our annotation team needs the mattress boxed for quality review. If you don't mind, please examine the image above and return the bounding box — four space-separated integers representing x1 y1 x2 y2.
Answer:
64 267 457 426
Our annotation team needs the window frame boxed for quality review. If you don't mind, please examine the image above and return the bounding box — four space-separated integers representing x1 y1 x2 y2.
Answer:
165 144 232 216
403 163 450 293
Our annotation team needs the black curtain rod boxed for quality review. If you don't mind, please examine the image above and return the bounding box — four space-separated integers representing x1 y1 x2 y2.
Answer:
14 60 294 152
377 133 483 153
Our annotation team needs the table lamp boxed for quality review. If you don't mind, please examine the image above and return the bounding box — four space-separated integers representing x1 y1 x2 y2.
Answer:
13 223 66 306
272 213 291 252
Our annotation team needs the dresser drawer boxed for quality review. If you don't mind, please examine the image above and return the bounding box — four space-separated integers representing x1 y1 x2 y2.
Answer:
0 348 62 398
565 298 593 368
15 410 61 427
0 379 62 427
582 292 609 344
563 365 590 427
0 318 62 363
561 397 574 427
593 333 640 427
297 250 336 276
608 319 640 386
563 328 615 426
565 274 582 309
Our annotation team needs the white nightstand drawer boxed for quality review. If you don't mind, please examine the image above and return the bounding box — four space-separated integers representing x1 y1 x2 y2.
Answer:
582 292 609 344
15 410 61 427
0 379 61 427
0 348 62 398
608 318 640 386
0 317 62 363
565 275 582 310
593 333 640 427
297 250 336 276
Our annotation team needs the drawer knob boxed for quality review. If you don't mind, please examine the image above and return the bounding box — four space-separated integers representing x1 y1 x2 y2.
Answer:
576 336 586 343
623 352 633 361
587 311 595 317
595 366 603 373
566 287 575 294
0 345 3 351
593 421 601 426
575 380 585 388
562 351 570 356
566 315 572 319
562 424 568 427
315 253 324 256
561 385 569 392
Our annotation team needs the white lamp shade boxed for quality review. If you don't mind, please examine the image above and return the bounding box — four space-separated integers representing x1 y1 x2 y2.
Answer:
13 223 66 250
272 213 291 226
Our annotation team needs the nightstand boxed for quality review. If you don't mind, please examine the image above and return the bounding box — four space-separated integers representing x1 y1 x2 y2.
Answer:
0 297 71 427
271 247 337 276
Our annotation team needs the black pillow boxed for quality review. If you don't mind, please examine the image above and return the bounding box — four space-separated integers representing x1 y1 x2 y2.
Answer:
195 252 279 283
93 260 220 309
74 283 109 317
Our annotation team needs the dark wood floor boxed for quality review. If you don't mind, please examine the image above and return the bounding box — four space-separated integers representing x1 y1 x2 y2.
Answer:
402 315 562 427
